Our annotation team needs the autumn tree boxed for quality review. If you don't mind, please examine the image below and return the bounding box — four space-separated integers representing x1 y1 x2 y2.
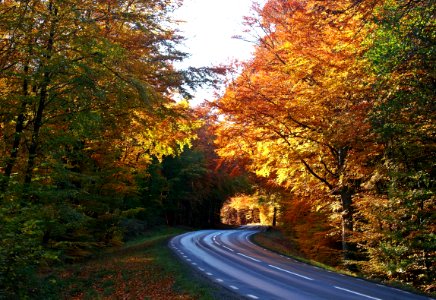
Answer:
0 0 205 296
214 0 378 259
0 0 197 189
355 0 435 290
214 0 434 290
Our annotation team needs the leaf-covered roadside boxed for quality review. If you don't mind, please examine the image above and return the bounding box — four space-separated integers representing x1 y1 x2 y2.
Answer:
32 227 218 300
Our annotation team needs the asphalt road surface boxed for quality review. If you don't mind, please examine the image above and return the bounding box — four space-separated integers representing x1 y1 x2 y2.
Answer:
170 228 433 300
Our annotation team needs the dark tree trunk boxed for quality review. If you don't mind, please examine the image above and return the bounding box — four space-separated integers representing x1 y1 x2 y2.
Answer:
24 1 57 185
272 206 277 227
340 186 354 260
24 89 46 185
1 72 29 192
1 21 36 193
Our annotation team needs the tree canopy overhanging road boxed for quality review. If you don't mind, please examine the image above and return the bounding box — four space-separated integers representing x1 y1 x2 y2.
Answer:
170 228 433 300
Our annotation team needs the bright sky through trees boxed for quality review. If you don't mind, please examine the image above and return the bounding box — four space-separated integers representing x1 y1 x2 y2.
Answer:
173 0 265 106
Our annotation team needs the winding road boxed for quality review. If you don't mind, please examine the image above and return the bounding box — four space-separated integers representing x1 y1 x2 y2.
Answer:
170 228 432 300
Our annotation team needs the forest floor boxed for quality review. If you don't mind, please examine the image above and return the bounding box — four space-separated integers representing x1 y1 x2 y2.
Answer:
38 226 242 300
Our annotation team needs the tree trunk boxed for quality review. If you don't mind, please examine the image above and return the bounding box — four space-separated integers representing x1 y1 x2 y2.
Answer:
24 1 57 185
272 206 277 227
340 186 354 260
1 70 29 192
24 87 46 185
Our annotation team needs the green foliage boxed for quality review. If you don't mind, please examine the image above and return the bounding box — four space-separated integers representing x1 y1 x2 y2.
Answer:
135 162 169 226
0 201 58 298
136 141 251 228
359 0 435 291
359 167 435 288
162 147 210 226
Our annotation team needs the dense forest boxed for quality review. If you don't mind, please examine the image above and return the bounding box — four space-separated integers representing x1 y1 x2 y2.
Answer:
0 0 434 298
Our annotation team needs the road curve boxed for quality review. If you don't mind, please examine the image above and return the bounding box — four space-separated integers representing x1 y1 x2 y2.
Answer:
170 228 432 300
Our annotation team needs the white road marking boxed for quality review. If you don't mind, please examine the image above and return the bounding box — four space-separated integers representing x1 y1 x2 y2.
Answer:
216 278 224 282
191 262 197 265
186 259 191 261
391 286 413 294
230 285 239 290
206 272 213 276
334 286 382 300
237 253 262 262
223 245 234 252
247 294 259 299
198 267 205 271
268 264 314 281
245 235 254 245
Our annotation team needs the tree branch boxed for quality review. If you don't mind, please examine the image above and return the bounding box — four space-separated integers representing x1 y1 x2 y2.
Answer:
300 158 334 190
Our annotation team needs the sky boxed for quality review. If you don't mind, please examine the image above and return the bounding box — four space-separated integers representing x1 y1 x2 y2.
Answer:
172 0 264 106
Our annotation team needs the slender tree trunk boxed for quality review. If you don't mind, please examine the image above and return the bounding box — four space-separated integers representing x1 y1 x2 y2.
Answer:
24 1 57 185
272 206 277 227
340 186 354 260
24 88 46 184
1 9 37 192
1 66 29 192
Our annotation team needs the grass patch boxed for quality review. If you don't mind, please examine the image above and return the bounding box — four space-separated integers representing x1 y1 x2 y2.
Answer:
36 226 233 300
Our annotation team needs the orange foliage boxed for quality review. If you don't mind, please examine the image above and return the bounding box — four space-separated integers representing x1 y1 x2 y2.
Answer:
213 0 383 255
281 196 341 266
